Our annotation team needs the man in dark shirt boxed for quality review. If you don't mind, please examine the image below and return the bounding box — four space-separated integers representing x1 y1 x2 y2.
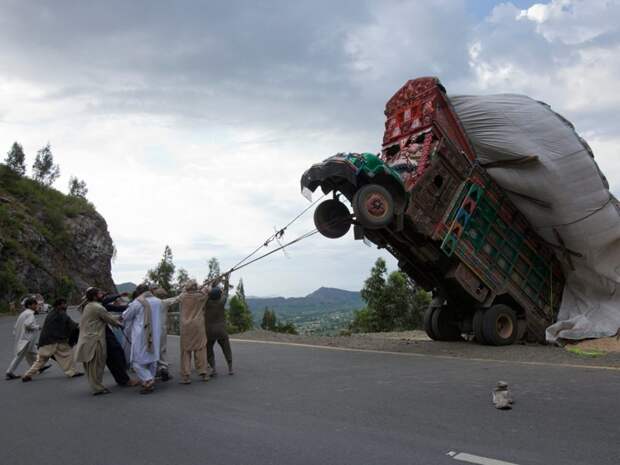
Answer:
102 293 138 387
22 299 83 382
205 274 234 376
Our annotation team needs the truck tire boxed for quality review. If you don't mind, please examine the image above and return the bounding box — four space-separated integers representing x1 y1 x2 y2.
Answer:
352 184 395 229
481 304 518 346
431 306 462 341
473 309 487 344
314 199 352 239
423 305 438 340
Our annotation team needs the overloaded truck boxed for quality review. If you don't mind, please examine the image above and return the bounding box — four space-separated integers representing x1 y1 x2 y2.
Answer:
300 77 565 346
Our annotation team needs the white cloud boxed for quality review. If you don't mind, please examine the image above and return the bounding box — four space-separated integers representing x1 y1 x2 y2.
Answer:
518 0 620 44
468 1 620 140
1 0 619 296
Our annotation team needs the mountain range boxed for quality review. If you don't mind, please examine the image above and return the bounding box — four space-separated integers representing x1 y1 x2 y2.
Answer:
113 283 363 317
246 287 363 318
116 282 137 294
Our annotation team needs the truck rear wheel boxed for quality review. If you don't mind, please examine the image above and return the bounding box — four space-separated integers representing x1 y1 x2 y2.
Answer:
314 199 352 239
431 306 462 341
481 304 518 346
473 309 487 344
423 306 438 340
352 184 395 229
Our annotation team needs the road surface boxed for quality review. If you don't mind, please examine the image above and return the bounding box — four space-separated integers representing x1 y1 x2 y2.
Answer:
1 313 618 465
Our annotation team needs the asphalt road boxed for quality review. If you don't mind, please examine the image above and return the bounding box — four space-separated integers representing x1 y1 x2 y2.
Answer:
1 313 618 465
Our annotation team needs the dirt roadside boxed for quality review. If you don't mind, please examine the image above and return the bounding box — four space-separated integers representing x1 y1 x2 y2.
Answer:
233 329 620 369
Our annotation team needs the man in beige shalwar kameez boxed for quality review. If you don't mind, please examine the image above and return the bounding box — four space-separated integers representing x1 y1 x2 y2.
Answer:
167 280 210 384
5 297 40 380
74 287 123 395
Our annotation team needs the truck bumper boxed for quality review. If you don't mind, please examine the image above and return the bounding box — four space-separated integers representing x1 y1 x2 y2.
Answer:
300 159 359 197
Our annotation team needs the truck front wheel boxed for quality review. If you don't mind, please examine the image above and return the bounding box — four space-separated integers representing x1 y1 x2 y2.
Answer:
353 184 395 229
314 199 352 239
481 304 518 346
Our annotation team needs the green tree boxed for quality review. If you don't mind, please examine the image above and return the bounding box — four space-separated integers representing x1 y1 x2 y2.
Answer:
68 176 88 198
5 142 26 176
147 245 176 293
259 308 298 334
206 257 220 282
360 257 388 313
275 320 298 335
32 143 60 187
350 257 430 333
228 294 253 333
174 267 190 293
261 308 277 330
349 307 377 333
236 278 246 303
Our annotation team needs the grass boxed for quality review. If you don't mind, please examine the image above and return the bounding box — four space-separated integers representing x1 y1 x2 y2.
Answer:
566 347 607 358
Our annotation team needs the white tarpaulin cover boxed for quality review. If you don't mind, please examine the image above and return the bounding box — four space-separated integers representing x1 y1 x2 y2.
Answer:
449 94 620 342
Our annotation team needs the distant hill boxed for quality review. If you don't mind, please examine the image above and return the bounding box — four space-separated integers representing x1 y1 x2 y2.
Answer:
116 282 137 294
246 287 363 318
246 287 364 334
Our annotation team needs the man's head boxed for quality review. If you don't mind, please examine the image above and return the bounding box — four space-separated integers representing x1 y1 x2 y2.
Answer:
132 283 150 299
53 298 68 311
23 297 38 311
152 287 167 298
208 286 222 301
85 287 104 303
185 280 198 292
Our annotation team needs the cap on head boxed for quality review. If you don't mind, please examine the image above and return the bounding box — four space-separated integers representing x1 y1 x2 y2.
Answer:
152 288 167 298
132 283 150 299
184 280 198 292
209 286 222 300
85 287 101 302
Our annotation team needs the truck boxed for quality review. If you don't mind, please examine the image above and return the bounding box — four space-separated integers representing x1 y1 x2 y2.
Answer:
300 77 565 345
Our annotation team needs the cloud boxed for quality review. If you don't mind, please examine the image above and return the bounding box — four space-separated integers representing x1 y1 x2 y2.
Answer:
468 1 620 137
0 1 619 295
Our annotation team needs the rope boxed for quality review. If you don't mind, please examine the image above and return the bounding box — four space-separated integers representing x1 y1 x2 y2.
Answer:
229 228 320 273
229 193 326 270
210 213 350 282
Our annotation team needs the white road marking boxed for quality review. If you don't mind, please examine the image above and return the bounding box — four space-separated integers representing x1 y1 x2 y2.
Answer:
447 451 520 465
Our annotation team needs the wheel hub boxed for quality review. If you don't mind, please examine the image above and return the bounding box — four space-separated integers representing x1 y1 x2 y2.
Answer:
365 193 388 218
496 314 514 339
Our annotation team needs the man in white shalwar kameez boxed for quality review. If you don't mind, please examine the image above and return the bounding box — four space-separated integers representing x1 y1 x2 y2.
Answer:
5 297 40 380
122 285 162 394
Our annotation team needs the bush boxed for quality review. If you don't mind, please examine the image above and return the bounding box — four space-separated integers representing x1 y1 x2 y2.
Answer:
0 259 26 310
259 307 298 334
227 295 254 333
350 258 431 333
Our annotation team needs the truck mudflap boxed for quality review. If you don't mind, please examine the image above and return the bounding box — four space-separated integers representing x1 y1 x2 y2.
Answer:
300 157 358 196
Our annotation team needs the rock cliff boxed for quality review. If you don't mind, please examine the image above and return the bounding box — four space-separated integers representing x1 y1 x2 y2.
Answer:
0 164 115 310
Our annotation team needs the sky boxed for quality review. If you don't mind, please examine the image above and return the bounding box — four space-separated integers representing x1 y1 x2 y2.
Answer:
1 0 619 297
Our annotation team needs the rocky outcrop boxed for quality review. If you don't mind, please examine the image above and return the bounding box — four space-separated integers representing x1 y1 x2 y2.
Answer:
0 165 115 308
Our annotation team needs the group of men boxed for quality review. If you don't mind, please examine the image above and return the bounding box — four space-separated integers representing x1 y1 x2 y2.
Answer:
5 274 234 396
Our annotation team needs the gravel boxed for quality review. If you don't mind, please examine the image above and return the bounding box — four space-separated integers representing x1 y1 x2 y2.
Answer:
233 329 620 368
